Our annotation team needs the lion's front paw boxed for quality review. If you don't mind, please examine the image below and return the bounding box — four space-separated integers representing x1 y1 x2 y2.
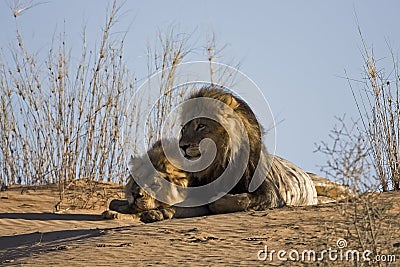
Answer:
209 193 251 214
140 210 165 223
101 210 118 220
140 208 176 223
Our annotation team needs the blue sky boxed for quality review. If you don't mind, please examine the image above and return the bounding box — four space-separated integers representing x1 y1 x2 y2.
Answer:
1 0 399 175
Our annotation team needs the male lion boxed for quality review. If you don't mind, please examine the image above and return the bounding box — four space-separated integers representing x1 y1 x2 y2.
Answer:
178 86 318 213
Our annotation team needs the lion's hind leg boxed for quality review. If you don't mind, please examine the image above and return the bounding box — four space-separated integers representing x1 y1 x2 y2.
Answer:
208 179 286 214
102 199 140 220
208 193 251 214
249 176 286 210
109 199 138 214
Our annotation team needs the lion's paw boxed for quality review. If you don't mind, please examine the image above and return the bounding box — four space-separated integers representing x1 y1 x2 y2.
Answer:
101 210 118 220
140 208 176 223
140 210 165 223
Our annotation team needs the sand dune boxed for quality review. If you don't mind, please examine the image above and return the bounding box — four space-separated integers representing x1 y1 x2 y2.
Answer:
0 184 399 266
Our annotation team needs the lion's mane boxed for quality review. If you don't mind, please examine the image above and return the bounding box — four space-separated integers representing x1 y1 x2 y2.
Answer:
179 87 317 207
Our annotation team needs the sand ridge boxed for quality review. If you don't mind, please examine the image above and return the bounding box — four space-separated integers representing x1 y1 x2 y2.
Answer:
1 184 399 266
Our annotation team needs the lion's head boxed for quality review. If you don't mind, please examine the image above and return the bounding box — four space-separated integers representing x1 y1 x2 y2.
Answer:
125 140 189 211
179 86 265 189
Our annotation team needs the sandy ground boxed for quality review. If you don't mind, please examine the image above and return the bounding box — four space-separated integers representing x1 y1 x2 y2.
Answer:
0 183 399 266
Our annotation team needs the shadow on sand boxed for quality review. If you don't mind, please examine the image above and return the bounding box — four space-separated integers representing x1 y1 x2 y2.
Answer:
0 225 131 264
0 212 102 221
0 212 132 264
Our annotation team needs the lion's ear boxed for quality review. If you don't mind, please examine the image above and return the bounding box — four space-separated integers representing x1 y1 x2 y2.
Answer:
221 94 239 110
128 155 141 172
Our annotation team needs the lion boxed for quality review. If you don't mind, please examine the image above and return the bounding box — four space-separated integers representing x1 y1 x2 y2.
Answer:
125 139 189 211
106 139 209 222
177 86 319 214
106 86 354 222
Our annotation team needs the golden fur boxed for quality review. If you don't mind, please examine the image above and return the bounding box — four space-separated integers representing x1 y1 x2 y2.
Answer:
121 139 210 222
125 139 189 211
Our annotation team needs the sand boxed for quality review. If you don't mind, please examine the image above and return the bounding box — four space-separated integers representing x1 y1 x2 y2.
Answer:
0 183 399 266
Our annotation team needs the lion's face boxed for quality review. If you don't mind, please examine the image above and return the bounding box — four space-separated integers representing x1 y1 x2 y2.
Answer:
179 90 247 172
179 118 229 160
125 144 189 211
126 173 168 211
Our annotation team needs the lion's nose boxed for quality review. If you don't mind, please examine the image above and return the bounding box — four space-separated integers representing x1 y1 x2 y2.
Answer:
180 144 190 153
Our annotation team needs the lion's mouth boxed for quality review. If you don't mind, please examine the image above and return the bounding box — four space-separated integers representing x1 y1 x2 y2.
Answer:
184 155 201 160
184 152 201 160
183 147 201 160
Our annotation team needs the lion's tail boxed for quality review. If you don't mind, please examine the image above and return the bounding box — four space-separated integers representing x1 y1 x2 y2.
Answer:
307 173 356 204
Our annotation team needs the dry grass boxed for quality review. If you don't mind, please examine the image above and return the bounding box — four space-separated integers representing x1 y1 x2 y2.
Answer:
316 28 400 265
315 116 373 194
144 27 191 145
128 27 236 152
0 1 134 205
352 30 400 192
317 28 400 193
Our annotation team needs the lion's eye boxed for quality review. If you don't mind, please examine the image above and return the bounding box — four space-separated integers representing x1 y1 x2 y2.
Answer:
196 124 206 131
150 182 160 190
